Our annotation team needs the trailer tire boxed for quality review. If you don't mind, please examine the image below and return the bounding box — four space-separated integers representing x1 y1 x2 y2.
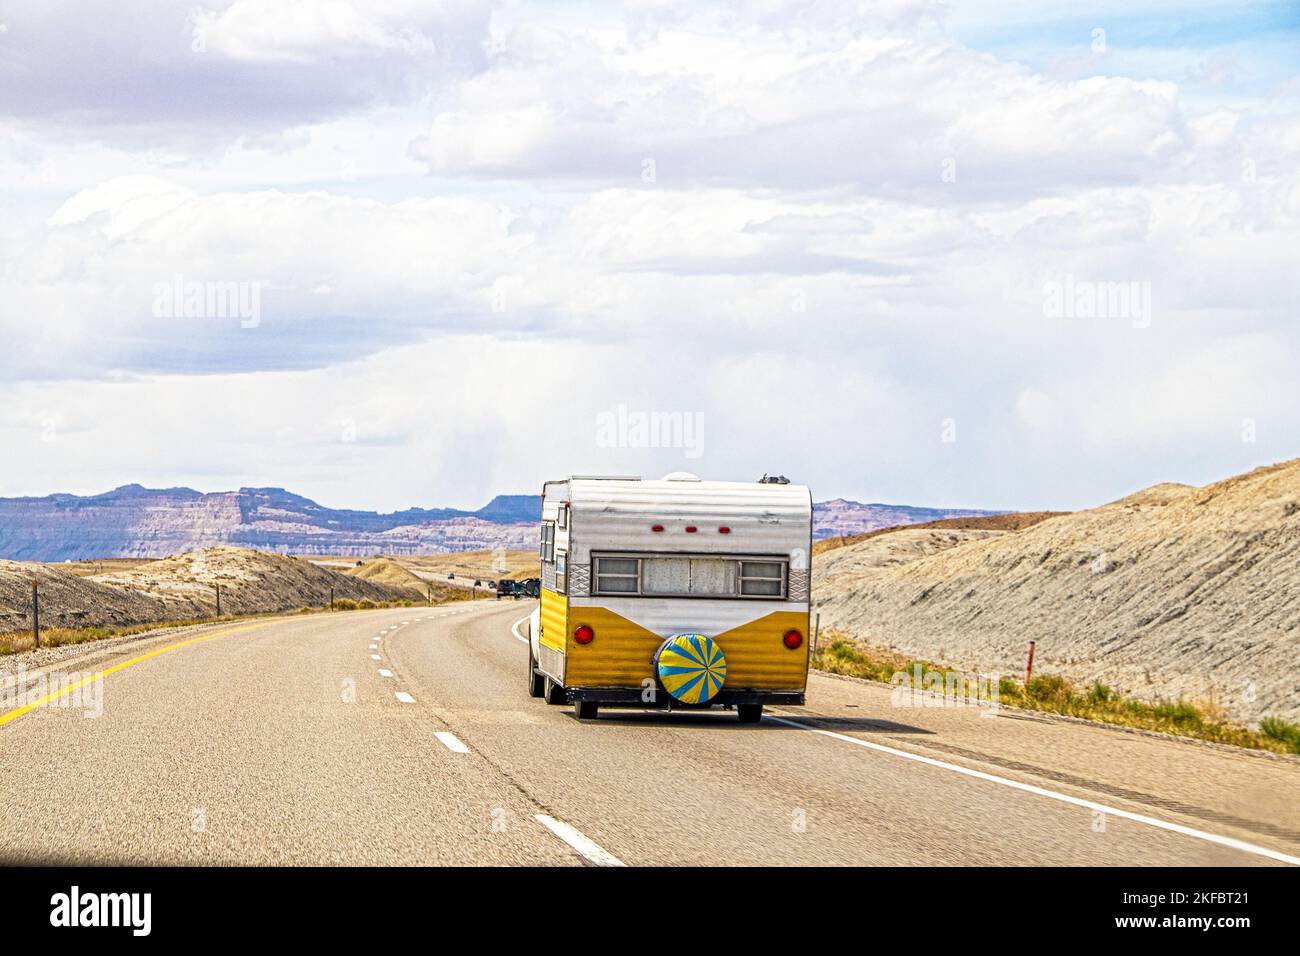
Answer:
543 675 566 705
737 703 763 724
527 646 545 698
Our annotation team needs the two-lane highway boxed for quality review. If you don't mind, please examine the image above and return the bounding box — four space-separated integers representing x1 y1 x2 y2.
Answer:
2 602 1297 866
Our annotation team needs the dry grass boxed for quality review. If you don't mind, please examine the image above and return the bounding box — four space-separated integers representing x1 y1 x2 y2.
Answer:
813 511 1066 556
396 550 539 582
0 600 420 656
49 558 157 578
811 630 1300 755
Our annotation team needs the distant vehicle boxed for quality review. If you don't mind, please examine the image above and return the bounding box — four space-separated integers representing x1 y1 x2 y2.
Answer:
473 579 482 587
496 580 514 599
523 579 541 598
525 474 812 723
447 573 455 580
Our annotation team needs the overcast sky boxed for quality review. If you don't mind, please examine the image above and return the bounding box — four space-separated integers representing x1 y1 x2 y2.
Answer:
1 0 1297 513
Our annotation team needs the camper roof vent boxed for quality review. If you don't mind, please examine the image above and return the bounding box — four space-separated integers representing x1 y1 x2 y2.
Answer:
758 474 791 484
663 471 702 481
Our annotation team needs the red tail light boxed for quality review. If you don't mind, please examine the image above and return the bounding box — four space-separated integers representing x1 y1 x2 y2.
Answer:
574 624 595 644
782 629 803 649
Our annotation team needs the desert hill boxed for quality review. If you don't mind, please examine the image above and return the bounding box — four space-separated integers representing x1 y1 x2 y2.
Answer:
812 459 1300 723
0 546 435 637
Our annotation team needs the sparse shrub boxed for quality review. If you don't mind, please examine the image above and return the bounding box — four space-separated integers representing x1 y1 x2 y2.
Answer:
1026 673 1072 704
832 641 864 663
1260 717 1300 754
357 599 376 610
1088 681 1113 704
1153 700 1202 727
332 598 358 611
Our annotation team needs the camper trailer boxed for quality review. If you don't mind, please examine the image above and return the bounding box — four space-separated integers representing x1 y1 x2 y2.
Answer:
525 474 813 722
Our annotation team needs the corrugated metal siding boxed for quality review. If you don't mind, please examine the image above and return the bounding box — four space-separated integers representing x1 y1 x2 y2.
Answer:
539 587 567 654
563 605 810 690
566 479 812 561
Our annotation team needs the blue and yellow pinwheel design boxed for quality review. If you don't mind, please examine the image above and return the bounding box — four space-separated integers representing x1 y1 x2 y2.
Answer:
655 633 727 704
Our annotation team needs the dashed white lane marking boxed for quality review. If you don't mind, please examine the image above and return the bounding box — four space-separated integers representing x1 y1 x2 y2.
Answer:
434 731 470 754
369 644 378 650
534 815 625 867
510 616 530 644
395 692 416 704
370 654 381 661
764 714 1300 867
378 669 393 678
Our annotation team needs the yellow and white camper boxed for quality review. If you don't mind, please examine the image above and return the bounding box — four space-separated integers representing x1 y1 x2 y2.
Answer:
525 473 813 722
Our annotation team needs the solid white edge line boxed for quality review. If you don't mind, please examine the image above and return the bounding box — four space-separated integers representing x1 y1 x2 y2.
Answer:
395 691 415 704
510 616 529 644
534 814 625 867
764 714 1300 866
434 731 470 754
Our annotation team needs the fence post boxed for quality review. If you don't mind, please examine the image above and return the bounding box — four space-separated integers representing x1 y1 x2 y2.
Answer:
812 610 820 657
1025 640 1037 684
215 584 221 617
330 586 334 611
31 579 40 650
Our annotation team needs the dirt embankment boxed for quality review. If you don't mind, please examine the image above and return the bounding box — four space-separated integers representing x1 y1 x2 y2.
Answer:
0 546 425 635
812 460 1300 724
813 511 1066 555
344 558 470 603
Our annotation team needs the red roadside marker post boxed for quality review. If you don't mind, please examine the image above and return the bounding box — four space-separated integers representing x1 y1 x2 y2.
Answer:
1025 640 1036 685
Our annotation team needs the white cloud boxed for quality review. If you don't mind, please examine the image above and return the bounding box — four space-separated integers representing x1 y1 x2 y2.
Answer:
191 0 485 63
1 1 1297 510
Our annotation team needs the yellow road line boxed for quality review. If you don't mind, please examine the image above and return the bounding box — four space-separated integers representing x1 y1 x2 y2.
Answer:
0 620 278 728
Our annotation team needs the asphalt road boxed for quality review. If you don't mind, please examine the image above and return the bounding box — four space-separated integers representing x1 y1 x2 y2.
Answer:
2 601 1297 866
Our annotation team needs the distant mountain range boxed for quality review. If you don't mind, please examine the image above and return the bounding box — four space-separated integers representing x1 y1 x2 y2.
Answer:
0 485 1004 561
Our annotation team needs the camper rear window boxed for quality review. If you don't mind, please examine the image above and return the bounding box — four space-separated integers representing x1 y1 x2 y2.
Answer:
592 555 787 599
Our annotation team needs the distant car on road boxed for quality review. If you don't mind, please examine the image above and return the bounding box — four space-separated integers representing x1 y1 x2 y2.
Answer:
447 573 455 580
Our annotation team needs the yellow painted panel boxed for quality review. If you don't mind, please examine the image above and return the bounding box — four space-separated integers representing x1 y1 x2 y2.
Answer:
540 587 567 653
564 606 809 690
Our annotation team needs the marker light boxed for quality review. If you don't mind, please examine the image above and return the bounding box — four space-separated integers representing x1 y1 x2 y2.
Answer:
574 624 595 645
718 526 731 534
782 629 803 650
651 524 665 532
685 525 698 533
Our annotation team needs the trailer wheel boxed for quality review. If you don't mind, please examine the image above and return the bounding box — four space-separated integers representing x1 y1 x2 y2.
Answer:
574 700 599 721
543 675 566 705
737 703 763 724
527 646 545 698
